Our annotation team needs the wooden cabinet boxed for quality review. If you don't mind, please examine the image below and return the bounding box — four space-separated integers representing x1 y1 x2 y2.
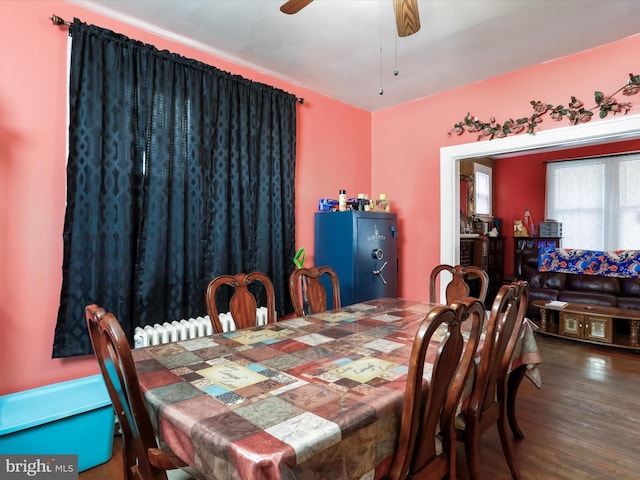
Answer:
474 236 504 306
559 311 613 343
513 237 561 277
533 300 640 350
459 238 475 267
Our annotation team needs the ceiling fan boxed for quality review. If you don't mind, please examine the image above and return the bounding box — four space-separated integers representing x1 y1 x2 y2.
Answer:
280 0 421 37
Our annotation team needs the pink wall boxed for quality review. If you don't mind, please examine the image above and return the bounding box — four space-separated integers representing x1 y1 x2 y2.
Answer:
2 1 639 394
494 139 640 275
0 1 371 395
372 34 640 302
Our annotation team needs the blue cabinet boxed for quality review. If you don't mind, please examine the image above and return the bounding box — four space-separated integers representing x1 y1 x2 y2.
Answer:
314 211 398 307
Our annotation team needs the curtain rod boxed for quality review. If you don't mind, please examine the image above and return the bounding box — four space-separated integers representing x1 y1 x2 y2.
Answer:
49 14 305 105
50 14 71 27
543 149 640 164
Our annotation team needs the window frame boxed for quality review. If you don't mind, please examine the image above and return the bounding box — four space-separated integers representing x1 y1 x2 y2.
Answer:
474 163 493 217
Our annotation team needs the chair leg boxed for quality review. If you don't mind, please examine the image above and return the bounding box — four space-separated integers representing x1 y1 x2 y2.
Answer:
507 364 527 440
497 414 521 480
463 429 482 480
447 436 457 480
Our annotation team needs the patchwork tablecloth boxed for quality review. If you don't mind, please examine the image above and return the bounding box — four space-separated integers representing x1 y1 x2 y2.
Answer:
133 298 541 480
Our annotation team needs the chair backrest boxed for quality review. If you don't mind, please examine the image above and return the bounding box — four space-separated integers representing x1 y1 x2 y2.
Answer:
467 280 529 423
387 298 486 480
85 305 170 480
289 266 341 316
205 271 276 333
429 264 489 305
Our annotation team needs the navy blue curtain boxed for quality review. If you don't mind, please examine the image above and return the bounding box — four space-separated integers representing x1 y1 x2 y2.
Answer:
53 19 297 357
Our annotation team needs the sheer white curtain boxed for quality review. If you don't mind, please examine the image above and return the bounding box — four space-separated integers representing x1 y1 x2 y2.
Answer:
546 153 640 250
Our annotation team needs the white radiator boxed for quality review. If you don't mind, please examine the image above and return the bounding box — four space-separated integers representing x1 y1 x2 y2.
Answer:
133 307 269 348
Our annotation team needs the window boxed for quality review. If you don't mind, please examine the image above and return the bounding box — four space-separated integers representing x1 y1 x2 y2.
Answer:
546 153 640 250
474 163 493 216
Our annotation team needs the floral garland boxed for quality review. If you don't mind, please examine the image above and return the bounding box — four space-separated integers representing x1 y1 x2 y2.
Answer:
449 73 640 140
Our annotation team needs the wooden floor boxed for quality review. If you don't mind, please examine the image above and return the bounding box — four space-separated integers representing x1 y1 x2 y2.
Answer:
79 335 640 479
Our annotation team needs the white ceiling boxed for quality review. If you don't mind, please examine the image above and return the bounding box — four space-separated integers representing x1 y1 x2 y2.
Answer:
67 0 640 112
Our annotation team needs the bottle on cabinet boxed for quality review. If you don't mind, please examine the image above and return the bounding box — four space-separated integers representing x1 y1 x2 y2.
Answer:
338 189 347 211
356 193 371 211
375 193 390 213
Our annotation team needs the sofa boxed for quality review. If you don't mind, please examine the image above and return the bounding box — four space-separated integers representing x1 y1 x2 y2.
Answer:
512 247 640 318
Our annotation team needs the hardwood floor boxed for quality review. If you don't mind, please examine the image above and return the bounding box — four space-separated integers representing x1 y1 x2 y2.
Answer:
79 335 640 479
454 335 640 479
79 435 122 480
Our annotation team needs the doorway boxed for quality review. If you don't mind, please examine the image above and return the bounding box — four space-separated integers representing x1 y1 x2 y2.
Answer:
437 114 640 302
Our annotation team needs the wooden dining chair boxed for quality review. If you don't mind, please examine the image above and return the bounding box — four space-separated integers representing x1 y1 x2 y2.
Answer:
205 271 276 333
288 266 341 316
386 298 486 480
85 304 196 480
454 280 530 480
429 264 489 305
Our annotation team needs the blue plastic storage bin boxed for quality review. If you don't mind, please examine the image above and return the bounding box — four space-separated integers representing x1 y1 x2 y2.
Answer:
0 374 115 472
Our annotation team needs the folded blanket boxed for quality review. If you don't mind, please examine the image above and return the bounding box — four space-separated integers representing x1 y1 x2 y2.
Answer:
538 248 640 278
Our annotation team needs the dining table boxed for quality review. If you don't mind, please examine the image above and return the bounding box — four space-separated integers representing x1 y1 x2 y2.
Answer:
132 297 542 480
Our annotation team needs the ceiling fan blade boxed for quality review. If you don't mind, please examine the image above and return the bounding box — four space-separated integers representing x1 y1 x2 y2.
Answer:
393 0 421 37
280 0 314 15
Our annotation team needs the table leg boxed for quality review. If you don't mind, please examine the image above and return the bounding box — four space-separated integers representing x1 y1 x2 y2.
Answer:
539 307 548 331
630 320 639 346
507 364 527 440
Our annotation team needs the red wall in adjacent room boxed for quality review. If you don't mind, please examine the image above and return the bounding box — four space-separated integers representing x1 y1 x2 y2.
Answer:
494 138 640 275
